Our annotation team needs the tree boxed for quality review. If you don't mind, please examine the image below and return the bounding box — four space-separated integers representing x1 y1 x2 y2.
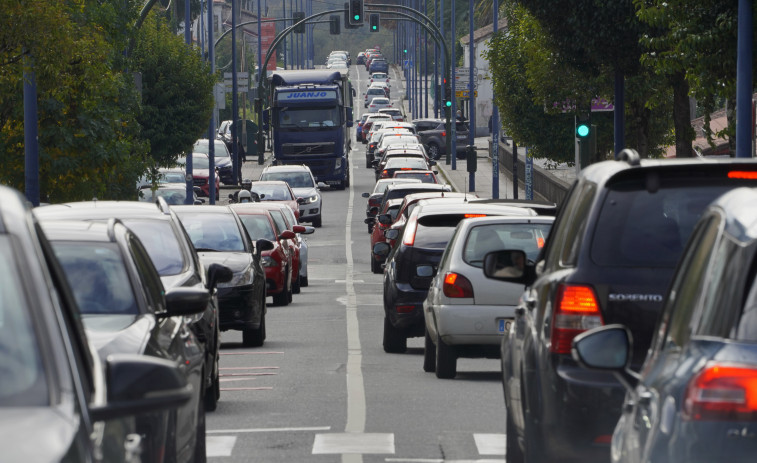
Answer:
131 12 216 168
0 0 148 201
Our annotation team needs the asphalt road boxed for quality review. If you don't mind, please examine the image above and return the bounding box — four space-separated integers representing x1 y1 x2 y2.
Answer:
206 63 507 463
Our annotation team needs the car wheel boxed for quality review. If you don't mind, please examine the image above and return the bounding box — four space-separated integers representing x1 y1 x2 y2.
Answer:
423 328 436 372
370 253 382 274
273 277 290 306
300 275 308 287
203 352 220 412
193 387 207 463
336 180 346 190
312 215 322 228
506 411 524 463
366 157 372 168
292 272 301 294
435 337 457 379
382 316 407 353
427 143 440 160
242 314 265 347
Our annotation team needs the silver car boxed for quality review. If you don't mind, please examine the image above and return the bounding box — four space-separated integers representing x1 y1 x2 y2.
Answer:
422 215 554 379
259 164 325 228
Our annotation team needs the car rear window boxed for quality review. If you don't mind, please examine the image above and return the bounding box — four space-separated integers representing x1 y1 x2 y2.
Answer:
463 223 552 267
414 214 480 248
591 177 753 267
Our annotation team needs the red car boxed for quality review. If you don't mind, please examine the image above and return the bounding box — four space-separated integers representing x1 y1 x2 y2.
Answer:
249 180 301 219
369 198 404 273
178 152 220 199
230 205 295 306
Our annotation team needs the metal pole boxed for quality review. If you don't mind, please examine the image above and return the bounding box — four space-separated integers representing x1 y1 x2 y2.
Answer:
423 0 428 118
23 66 39 206
207 0 216 204
468 0 475 191
232 0 239 184
491 0 499 199
614 69 624 158
258 0 263 81
736 0 753 158
433 0 438 118
185 0 196 203
512 140 518 199
451 0 456 170
282 0 287 69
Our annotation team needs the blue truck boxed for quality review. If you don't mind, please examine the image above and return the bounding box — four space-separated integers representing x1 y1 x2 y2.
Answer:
265 70 354 190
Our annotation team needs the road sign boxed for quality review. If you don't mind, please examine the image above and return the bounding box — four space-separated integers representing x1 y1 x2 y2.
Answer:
455 67 477 76
456 90 477 98
553 97 614 113
455 81 478 91
224 72 249 90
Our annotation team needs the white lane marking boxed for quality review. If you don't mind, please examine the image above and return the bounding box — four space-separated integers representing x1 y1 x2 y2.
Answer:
206 436 236 457
313 433 394 455
208 426 332 434
336 279 365 283
343 148 366 463
473 434 506 455
386 460 504 463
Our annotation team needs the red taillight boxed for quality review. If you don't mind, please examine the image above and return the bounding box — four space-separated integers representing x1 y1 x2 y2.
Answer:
402 214 418 246
380 170 389 178
396 305 415 313
441 131 446 137
537 237 545 248
549 284 603 354
683 364 757 421
464 214 487 218
728 171 757 179
443 272 474 298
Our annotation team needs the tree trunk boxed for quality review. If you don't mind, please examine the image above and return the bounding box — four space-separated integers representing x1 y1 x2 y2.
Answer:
672 72 694 158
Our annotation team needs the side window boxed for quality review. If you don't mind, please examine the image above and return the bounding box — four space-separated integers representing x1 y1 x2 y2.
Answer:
660 215 720 350
736 253 757 342
697 230 742 338
560 182 596 266
270 210 288 232
128 234 166 314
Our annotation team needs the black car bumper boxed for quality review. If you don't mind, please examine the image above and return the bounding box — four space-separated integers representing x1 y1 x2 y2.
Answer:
385 281 427 337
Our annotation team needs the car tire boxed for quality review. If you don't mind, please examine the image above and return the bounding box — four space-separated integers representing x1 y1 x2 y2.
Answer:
300 275 308 287
435 337 457 379
427 143 440 160
313 215 322 228
371 254 382 274
193 387 207 463
366 157 372 168
292 272 300 294
423 328 436 372
383 316 407 353
272 286 289 306
336 180 346 190
242 314 265 347
203 352 220 412
506 412 524 463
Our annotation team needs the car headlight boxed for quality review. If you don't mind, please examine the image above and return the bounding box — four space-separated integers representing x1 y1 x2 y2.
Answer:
219 270 254 288
305 194 319 204
261 256 279 267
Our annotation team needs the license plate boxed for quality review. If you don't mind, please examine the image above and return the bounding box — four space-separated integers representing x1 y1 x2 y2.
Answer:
498 319 513 333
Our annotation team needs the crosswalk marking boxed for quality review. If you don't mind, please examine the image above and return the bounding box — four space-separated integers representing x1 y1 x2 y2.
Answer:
473 434 505 455
207 436 236 457
312 433 395 454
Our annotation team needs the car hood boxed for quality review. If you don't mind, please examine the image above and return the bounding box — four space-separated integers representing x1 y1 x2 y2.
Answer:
197 251 253 273
214 157 232 168
291 187 318 198
0 408 81 462
82 314 154 359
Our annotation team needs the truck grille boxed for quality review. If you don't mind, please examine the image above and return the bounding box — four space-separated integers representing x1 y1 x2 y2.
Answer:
281 142 335 156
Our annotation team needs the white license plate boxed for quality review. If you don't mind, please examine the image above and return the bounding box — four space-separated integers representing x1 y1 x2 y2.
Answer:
498 319 513 333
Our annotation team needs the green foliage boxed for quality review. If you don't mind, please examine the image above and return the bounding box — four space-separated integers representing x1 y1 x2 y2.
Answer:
0 0 148 201
131 12 216 168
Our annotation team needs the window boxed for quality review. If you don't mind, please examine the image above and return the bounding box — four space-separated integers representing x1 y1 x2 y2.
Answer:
123 220 186 276
239 215 276 241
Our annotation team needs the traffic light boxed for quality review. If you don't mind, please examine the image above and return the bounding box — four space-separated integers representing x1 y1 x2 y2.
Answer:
369 13 379 32
293 11 305 34
330 15 340 34
348 0 363 26
343 2 358 29
443 78 452 108
576 112 591 138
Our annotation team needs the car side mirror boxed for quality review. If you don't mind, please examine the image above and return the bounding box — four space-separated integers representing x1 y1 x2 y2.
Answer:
207 263 233 291
317 182 330 189
361 192 370 198
377 214 393 225
482 249 534 285
384 229 399 240
163 287 210 317
572 325 639 390
368 206 379 216
296 197 306 205
292 225 306 234
279 230 296 240
373 242 391 257
256 238 275 253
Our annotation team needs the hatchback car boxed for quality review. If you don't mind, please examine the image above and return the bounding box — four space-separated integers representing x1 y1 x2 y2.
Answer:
362 178 422 233
33 200 231 412
368 198 405 273
377 157 433 181
40 219 210 463
375 201 537 353
173 205 271 347
393 169 439 183
194 138 234 185
488 151 757 463
367 97 392 112
364 87 388 108
423 215 554 379
231 205 296 306
361 114 393 142
258 164 324 227
0 186 195 463
572 185 757 463
378 108 403 121
249 180 301 220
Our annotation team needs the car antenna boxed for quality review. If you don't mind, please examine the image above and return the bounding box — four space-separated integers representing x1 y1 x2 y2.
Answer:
464 177 468 202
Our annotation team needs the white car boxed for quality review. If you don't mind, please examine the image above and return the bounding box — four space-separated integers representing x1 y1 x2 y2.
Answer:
370 72 390 85
259 164 325 228
367 97 392 112
422 215 555 379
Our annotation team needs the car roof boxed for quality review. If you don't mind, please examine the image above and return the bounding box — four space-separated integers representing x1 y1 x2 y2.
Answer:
34 201 170 221
468 199 558 216
414 201 537 218
40 219 128 244
261 165 313 173
385 183 450 193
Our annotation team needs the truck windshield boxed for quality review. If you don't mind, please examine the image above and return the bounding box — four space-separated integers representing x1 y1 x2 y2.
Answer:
278 107 342 130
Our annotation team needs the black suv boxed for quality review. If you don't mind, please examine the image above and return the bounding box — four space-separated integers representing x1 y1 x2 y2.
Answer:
413 118 470 159
34 199 231 412
487 151 757 463
375 200 539 353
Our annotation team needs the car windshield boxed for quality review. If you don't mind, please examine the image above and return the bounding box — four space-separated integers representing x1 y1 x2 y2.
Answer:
0 237 48 407
278 107 341 129
463 223 552 266
175 212 246 252
138 187 187 205
52 243 139 315
250 184 293 201
191 155 210 169
120 220 186 276
239 215 276 241
260 172 314 188
193 139 230 158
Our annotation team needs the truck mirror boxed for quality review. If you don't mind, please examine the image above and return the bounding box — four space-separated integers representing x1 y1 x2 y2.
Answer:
346 107 354 127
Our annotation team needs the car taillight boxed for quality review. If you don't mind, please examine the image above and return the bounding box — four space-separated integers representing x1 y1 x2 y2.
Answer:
550 284 603 354
380 170 389 178
402 214 418 246
683 364 757 421
443 272 474 298
442 131 446 137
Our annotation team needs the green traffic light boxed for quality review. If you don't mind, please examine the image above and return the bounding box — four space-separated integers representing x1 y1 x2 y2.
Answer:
576 124 590 137
403 49 407 53
372 26 377 30
445 101 452 107
354 14 360 20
